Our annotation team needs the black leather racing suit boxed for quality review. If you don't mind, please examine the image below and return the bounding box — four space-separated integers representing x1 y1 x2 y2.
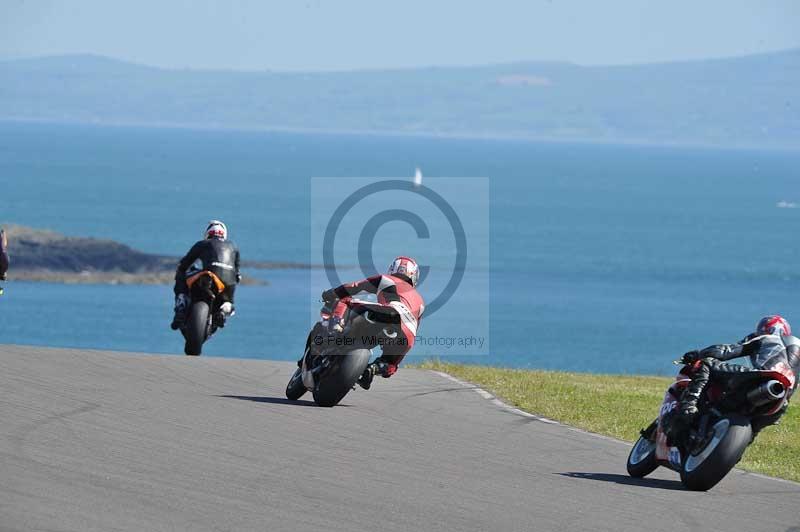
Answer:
174 238 240 306
679 334 800 434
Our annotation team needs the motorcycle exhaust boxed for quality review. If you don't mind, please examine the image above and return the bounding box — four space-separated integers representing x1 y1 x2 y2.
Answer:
746 380 786 406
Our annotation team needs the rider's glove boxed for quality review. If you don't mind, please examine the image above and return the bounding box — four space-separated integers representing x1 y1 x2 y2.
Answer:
681 350 702 364
0 272 6 281
321 289 337 303
328 316 345 334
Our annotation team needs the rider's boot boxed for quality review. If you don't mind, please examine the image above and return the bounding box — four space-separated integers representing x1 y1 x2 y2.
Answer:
357 360 397 390
664 361 710 443
213 302 235 328
357 364 376 390
677 361 710 416
170 293 189 330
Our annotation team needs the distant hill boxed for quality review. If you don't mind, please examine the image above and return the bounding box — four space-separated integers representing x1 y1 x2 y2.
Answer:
1 50 798 148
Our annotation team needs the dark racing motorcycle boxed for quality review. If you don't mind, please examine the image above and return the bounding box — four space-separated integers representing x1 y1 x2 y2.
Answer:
180 268 229 356
627 356 795 490
286 299 399 407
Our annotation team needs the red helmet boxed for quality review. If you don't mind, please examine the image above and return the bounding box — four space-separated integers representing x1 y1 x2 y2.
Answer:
388 256 419 286
756 315 792 337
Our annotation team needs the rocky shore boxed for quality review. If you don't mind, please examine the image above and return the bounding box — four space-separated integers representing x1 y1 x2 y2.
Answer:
1 225 268 285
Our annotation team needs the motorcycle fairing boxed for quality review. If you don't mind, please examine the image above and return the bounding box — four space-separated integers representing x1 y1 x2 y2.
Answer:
186 270 226 293
301 349 315 390
655 372 690 462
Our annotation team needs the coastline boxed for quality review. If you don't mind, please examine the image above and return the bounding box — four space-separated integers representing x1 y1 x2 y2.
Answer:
6 270 266 286
0 224 329 286
3 117 799 153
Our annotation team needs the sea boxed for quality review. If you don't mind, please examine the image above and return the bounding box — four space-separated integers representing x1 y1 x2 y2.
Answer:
0 121 798 374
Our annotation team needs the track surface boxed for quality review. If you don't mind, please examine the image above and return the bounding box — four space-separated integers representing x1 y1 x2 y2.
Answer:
1 345 798 532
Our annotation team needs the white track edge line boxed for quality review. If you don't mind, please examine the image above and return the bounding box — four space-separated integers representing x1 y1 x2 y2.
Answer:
427 369 800 488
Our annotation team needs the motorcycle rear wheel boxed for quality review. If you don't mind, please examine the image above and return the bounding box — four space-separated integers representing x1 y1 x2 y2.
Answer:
312 348 371 407
184 301 210 356
679 415 751 491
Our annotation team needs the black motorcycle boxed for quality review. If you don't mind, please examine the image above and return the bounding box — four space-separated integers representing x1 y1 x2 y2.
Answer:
180 269 228 356
627 359 794 490
286 300 399 407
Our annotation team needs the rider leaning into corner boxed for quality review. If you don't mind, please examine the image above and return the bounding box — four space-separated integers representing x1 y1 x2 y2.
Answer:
664 315 800 442
0 228 9 281
171 220 241 330
309 256 425 390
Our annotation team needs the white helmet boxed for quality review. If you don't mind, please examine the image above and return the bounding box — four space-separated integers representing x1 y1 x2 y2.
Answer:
388 256 420 286
204 220 228 240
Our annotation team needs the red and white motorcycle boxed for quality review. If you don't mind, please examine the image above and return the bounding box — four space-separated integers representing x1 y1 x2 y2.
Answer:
285 299 399 407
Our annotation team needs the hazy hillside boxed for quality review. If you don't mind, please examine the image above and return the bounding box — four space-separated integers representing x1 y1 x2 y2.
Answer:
1 50 798 147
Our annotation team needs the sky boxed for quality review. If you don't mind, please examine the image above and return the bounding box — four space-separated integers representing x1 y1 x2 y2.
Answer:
1 0 799 71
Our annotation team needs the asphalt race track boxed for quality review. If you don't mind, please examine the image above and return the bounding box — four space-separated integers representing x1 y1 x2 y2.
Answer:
1 345 798 532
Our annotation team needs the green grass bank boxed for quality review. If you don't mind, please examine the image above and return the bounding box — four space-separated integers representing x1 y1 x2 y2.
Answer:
417 361 799 482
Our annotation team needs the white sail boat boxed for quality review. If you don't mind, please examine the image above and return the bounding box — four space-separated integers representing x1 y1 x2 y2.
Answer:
413 167 422 188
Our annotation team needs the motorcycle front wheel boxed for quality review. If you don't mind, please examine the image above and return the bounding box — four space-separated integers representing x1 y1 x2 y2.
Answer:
286 367 307 400
626 420 658 478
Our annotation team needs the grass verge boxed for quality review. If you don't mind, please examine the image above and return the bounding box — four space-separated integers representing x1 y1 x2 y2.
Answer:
416 361 799 482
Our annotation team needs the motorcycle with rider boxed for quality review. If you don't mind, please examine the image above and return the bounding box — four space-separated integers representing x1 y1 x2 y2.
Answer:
627 315 799 490
171 220 241 356
286 256 425 406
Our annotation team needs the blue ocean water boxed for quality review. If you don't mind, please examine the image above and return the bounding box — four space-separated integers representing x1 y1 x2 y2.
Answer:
0 122 798 374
